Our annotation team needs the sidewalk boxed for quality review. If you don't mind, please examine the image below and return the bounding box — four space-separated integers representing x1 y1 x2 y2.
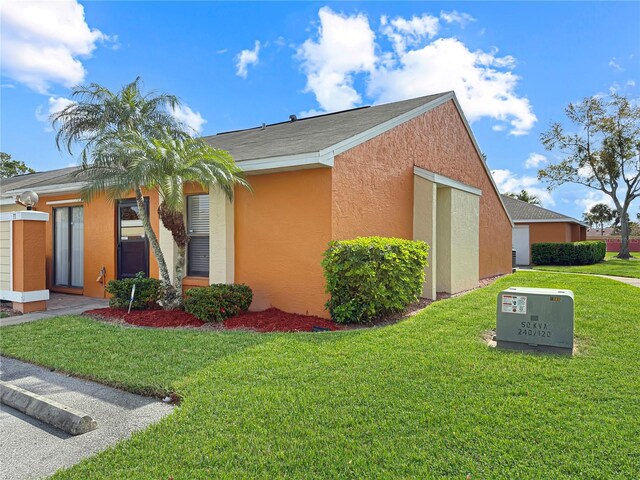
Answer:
517 268 640 288
1 293 108 327
0 356 173 480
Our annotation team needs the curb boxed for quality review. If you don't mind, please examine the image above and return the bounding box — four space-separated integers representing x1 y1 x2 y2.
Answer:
0 380 98 435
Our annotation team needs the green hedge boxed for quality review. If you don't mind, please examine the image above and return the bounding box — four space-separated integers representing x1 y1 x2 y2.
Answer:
184 284 253 322
531 241 606 266
105 272 161 309
322 237 429 324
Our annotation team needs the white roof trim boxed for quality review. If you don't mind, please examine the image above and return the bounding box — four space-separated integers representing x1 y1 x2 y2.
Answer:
3 182 85 197
0 198 17 205
448 95 514 227
513 218 588 227
414 167 482 196
238 152 333 175
319 93 454 159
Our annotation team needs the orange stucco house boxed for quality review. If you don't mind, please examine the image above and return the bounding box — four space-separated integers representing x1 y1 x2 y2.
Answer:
1 92 513 317
501 195 588 265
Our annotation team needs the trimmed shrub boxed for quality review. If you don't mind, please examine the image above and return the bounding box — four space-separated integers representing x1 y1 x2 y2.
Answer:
105 272 161 309
322 237 429 324
531 241 606 266
184 284 253 322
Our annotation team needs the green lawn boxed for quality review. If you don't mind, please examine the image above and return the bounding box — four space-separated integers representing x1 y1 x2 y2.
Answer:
1 272 638 479
533 252 640 278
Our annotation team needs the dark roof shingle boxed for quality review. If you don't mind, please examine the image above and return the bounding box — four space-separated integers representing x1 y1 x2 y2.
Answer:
501 194 586 225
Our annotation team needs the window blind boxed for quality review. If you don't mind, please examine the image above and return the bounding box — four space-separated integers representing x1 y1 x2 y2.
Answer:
187 195 210 276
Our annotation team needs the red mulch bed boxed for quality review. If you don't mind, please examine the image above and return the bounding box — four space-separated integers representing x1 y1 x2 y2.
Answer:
223 308 342 332
84 307 341 332
85 308 205 328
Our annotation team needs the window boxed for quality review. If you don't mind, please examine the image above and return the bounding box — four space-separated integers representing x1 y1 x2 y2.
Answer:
187 195 210 277
53 206 84 287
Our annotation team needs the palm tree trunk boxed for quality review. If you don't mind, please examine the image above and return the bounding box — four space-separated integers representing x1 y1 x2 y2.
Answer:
134 187 181 308
175 246 186 298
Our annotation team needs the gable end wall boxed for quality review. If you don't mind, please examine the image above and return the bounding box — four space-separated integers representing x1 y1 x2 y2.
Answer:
331 99 512 279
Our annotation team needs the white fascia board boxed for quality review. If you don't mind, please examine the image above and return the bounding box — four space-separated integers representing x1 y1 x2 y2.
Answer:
319 93 455 159
413 167 482 196
0 289 49 303
0 211 49 222
449 95 515 228
239 152 334 175
514 218 589 227
234 93 454 175
0 198 17 206
4 182 85 196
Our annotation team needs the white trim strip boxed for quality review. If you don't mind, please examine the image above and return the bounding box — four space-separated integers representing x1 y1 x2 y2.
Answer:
413 166 482 196
0 198 17 206
9 220 13 291
239 152 334 174
4 182 85 196
0 289 49 303
319 93 454 159
0 211 49 222
448 95 515 227
45 199 83 206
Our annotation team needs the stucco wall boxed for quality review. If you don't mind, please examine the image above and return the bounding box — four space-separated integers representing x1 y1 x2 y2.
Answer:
529 222 573 246
34 191 160 298
413 176 437 299
234 168 332 317
12 220 47 292
450 188 480 293
332 99 512 279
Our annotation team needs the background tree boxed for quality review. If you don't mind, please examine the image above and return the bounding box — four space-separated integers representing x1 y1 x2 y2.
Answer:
0 152 35 178
539 93 640 259
505 189 542 205
52 78 247 308
582 203 614 236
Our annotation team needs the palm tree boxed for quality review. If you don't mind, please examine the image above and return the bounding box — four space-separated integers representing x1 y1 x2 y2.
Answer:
506 189 542 205
52 78 246 308
584 203 614 236
94 129 248 300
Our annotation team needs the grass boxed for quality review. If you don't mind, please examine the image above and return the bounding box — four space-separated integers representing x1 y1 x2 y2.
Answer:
1 272 639 479
533 251 640 278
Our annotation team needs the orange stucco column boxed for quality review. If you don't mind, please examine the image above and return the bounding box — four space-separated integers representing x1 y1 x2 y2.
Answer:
1 211 50 313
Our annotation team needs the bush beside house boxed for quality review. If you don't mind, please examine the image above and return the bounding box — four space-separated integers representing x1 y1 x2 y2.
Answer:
531 241 606 265
105 272 162 309
185 284 253 322
322 237 429 324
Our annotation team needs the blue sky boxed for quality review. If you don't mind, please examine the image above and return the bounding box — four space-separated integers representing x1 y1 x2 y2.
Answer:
1 1 639 220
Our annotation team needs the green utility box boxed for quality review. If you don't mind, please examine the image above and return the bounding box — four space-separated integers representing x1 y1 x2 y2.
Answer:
496 287 574 355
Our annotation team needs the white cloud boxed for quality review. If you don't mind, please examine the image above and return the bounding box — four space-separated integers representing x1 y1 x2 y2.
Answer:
381 14 439 54
491 168 555 206
171 104 207 134
35 96 74 131
297 8 537 135
524 153 547 169
1 0 109 93
297 7 377 112
609 57 623 72
235 40 261 79
440 10 475 27
575 191 615 213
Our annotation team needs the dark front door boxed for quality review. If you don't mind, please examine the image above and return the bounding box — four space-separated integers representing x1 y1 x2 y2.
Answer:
117 199 149 279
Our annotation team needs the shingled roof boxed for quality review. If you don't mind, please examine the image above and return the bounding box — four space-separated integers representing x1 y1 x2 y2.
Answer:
501 194 587 226
202 92 450 162
1 92 454 196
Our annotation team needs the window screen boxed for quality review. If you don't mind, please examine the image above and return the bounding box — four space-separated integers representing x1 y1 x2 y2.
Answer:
187 195 210 277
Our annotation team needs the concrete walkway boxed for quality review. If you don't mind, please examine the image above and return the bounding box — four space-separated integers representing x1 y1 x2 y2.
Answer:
1 293 108 327
517 268 640 287
0 356 173 480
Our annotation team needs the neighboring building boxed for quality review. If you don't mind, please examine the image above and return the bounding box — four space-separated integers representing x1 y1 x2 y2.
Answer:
1 92 513 317
501 195 587 265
